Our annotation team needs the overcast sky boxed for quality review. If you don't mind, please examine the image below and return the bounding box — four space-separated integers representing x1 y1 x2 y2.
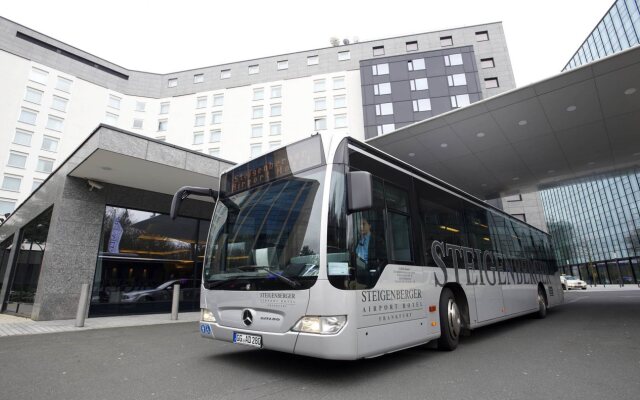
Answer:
2 0 613 87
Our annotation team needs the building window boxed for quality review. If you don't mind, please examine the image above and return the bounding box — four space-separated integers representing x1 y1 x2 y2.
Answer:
334 114 347 128
480 58 495 69
447 74 467 86
334 94 346 108
56 76 72 92
407 59 426 71
269 141 281 149
0 198 16 216
25 87 43 105
193 132 204 145
46 115 64 131
208 148 220 157
209 129 221 143
333 76 345 89
476 31 489 41
375 103 393 116
41 136 59 152
444 54 463 66
372 63 389 75
211 111 223 124
485 77 499 89
440 36 453 47
108 95 121 110
270 122 281 136
167 78 178 88
307 55 319 65
412 98 432 112
133 118 144 129
253 88 264 101
410 78 428 91
105 112 118 124
36 157 54 173
18 108 38 125
406 41 418 51
158 119 168 131
314 79 326 92
270 103 282 117
251 124 263 138
196 96 207 109
373 46 385 56
450 94 470 108
7 151 27 169
193 73 204 83
160 102 170 114
13 129 32 147
29 67 48 85
220 69 231 79
251 106 263 119
338 51 351 61
1 175 21 192
213 94 224 107
250 143 262 158
135 101 146 112
377 124 395 135
512 213 526 222
248 65 260 75
314 117 327 131
32 179 43 192
314 97 326 111
194 114 206 127
374 82 391 95
271 85 282 99
505 194 522 202
277 60 288 70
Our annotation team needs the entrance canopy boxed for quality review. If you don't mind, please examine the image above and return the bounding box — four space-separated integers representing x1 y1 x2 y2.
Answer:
367 45 640 199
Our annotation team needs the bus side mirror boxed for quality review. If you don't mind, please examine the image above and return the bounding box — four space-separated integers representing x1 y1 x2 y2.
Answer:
170 186 218 220
347 171 373 213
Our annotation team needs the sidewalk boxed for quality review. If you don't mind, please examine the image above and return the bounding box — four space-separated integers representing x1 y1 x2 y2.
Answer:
0 311 199 338
566 285 640 292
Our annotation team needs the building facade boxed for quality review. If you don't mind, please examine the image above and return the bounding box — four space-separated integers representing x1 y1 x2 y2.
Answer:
0 16 515 221
541 0 640 284
564 0 640 71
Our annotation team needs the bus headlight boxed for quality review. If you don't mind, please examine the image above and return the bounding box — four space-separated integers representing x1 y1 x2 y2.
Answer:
292 316 347 334
201 308 216 323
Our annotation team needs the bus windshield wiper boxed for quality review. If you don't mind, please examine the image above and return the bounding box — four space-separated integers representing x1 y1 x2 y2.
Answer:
254 266 301 288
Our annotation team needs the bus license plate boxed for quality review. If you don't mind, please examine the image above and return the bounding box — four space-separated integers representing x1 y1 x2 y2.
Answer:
233 332 262 348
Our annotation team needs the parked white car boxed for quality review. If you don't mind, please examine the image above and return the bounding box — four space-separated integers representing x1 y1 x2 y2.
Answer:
560 275 587 290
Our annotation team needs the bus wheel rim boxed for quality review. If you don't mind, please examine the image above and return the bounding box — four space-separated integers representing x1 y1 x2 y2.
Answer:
447 299 461 339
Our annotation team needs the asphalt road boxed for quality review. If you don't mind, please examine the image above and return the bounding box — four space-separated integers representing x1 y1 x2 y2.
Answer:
1 290 639 400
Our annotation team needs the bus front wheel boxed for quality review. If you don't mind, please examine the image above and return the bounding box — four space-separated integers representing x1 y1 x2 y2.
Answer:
437 288 460 351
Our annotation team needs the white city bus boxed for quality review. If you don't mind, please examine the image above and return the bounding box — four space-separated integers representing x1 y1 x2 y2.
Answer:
172 133 563 360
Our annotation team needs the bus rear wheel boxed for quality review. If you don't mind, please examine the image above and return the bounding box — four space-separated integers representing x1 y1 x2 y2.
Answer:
437 288 461 351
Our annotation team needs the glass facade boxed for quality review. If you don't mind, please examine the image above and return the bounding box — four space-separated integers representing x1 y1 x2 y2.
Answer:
563 0 640 71
541 169 640 284
3 208 53 316
90 206 210 316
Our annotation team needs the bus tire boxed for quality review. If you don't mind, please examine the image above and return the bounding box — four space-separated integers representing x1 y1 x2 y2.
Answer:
437 288 461 351
536 287 547 319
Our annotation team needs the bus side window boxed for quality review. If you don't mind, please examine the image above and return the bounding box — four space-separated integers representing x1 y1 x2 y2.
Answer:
418 182 466 267
384 183 413 263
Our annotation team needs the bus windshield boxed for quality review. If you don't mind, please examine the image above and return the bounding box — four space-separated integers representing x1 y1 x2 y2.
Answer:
203 167 326 290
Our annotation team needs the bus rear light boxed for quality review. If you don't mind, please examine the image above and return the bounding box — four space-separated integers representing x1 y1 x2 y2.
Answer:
429 305 437 312
431 322 437 327
292 315 347 335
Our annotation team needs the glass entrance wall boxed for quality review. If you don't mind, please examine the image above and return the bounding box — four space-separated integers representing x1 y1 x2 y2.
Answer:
4 208 53 316
0 236 14 293
90 206 210 316
562 256 640 285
